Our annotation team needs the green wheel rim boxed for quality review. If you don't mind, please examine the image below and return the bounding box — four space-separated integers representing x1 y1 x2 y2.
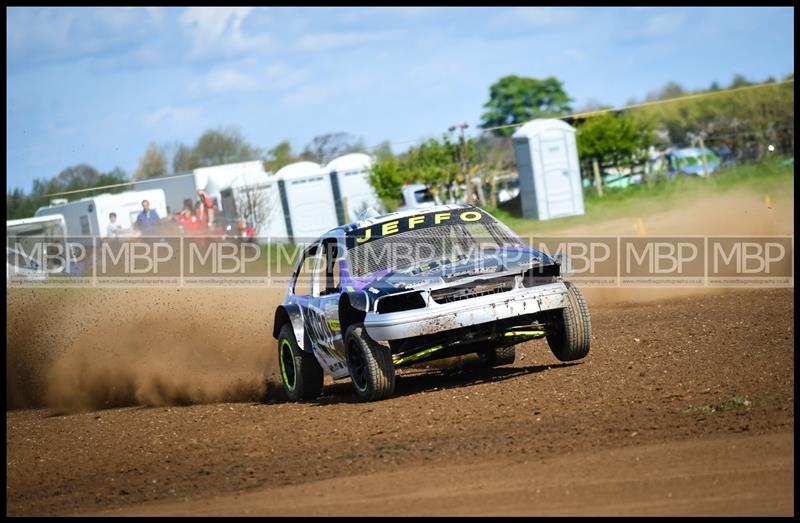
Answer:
279 338 296 392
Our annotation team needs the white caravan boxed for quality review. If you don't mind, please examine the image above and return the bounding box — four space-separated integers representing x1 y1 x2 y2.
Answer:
35 189 168 238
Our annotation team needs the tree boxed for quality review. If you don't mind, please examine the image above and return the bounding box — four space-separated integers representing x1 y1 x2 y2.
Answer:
6 188 38 220
233 183 274 237
171 127 261 172
368 155 406 207
172 144 196 174
634 79 793 155
369 135 482 210
133 142 168 181
373 140 393 161
730 73 752 89
481 75 573 136
264 140 300 172
7 165 129 220
646 81 686 102
574 99 613 113
193 127 261 167
575 113 654 174
301 132 366 164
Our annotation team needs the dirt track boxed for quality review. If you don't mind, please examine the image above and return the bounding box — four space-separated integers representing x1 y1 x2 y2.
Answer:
6 288 794 516
6 187 795 515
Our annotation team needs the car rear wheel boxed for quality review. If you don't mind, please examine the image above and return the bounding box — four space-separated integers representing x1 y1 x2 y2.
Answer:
476 344 516 367
345 324 395 402
546 281 591 362
277 324 324 401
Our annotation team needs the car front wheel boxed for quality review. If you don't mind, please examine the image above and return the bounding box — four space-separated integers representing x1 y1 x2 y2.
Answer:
546 281 591 362
344 324 396 402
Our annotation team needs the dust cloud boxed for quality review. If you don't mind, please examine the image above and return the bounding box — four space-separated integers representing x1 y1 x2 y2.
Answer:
7 287 286 413
560 187 794 306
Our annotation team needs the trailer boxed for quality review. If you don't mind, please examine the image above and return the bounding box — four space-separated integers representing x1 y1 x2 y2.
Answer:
325 153 382 223
5 214 90 278
35 189 168 238
132 173 198 216
6 214 69 271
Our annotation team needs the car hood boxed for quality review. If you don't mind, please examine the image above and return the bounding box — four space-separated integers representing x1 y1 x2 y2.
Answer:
352 245 555 295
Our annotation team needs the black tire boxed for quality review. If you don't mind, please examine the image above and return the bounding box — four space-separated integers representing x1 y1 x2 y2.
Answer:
277 323 324 401
476 344 516 367
546 281 591 362
344 324 396 402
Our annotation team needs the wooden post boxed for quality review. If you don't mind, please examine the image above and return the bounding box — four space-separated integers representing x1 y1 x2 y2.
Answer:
592 158 603 197
490 173 498 208
460 124 471 204
451 122 471 203
699 137 709 177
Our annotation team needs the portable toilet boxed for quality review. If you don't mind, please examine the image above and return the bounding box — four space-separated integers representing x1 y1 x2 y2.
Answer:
324 153 382 222
512 119 585 220
275 161 339 242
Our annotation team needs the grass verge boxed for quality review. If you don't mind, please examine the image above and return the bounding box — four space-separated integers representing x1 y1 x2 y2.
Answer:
484 157 794 236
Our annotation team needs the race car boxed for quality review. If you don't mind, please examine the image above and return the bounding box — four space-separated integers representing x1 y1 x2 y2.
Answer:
272 204 591 402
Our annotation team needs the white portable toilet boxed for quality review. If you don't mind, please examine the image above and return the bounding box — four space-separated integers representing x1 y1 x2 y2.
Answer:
512 119 585 220
324 153 382 222
275 161 339 241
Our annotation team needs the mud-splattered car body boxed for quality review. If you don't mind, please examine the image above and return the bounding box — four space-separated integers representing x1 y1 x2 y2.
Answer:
273 204 590 401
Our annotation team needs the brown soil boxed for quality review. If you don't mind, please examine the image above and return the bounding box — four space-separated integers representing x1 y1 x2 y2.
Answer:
6 288 794 516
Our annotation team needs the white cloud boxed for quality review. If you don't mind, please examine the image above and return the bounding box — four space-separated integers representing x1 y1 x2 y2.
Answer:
262 64 313 90
203 67 260 93
7 8 164 66
140 106 202 128
642 12 687 38
179 7 271 59
488 7 579 31
191 63 314 95
296 31 400 52
562 48 587 62
281 84 332 107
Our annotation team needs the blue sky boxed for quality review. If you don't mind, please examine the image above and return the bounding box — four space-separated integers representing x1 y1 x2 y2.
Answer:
6 7 794 193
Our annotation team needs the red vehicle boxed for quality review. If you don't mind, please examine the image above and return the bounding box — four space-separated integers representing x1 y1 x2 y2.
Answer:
175 208 254 242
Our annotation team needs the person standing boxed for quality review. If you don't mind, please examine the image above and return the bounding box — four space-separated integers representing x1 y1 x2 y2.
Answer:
197 188 217 229
135 199 160 234
106 212 122 238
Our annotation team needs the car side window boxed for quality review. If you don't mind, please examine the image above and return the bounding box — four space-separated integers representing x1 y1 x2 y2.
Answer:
292 245 318 296
315 239 343 297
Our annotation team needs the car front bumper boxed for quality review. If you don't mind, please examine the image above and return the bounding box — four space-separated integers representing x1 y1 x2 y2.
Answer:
363 281 568 341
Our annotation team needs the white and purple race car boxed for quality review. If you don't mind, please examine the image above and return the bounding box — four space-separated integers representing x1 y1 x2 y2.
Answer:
273 204 591 402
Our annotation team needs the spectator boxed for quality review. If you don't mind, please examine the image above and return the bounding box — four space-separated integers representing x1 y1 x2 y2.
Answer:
197 189 217 229
135 199 160 234
194 200 207 226
106 212 122 238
